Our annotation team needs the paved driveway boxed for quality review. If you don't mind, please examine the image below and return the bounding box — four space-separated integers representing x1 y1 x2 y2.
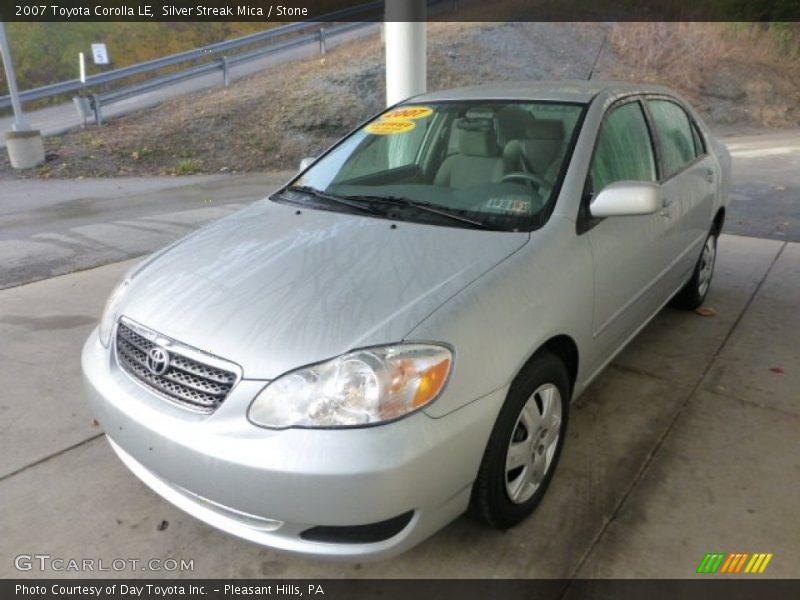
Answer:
725 129 800 242
0 172 292 289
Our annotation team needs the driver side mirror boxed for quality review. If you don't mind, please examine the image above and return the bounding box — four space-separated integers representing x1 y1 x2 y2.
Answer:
589 181 660 218
298 157 316 171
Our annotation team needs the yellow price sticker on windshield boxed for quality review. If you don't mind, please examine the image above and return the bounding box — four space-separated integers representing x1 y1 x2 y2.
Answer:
365 120 416 135
382 106 434 121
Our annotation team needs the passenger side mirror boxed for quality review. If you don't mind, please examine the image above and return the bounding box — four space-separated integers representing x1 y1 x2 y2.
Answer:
589 181 660 218
299 157 315 171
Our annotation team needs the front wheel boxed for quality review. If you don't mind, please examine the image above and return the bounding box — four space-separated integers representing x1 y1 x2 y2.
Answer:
672 231 717 310
469 351 570 530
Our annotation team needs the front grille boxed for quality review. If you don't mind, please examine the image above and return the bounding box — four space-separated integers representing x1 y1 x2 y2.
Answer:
115 321 238 412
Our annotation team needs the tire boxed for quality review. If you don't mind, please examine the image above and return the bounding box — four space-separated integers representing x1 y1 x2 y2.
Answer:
672 230 718 310
469 351 570 530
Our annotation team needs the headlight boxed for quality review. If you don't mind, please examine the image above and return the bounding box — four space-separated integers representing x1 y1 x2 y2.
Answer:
98 277 131 347
248 344 452 429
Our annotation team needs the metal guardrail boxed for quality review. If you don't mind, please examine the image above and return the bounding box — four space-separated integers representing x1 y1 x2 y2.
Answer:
85 20 374 125
0 0 402 122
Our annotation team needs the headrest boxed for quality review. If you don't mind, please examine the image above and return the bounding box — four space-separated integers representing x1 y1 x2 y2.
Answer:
456 118 500 157
496 106 534 146
465 107 495 120
525 119 564 141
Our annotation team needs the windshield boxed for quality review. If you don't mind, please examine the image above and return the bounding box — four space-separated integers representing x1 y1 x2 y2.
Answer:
279 100 585 231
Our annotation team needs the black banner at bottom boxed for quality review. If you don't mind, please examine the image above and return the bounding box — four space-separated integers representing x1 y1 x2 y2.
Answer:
4 579 800 600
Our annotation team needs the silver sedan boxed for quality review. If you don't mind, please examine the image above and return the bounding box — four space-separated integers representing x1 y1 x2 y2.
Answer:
82 81 730 559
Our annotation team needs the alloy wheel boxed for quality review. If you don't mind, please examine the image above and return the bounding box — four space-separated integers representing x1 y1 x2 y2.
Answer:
697 236 717 298
505 383 562 504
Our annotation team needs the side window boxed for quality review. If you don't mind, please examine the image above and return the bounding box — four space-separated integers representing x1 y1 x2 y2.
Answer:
589 101 657 194
647 99 698 177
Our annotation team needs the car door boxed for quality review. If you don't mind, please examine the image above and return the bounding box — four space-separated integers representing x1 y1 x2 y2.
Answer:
580 98 672 374
645 98 717 290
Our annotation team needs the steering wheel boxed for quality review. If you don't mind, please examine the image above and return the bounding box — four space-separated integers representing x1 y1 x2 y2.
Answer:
501 171 547 189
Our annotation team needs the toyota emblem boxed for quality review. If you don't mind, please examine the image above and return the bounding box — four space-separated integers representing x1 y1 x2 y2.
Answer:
146 346 170 376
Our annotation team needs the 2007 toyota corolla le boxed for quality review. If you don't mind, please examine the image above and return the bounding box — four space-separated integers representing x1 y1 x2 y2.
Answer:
83 81 730 559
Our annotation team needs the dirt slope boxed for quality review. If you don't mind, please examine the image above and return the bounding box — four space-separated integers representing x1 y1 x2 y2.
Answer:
2 22 797 179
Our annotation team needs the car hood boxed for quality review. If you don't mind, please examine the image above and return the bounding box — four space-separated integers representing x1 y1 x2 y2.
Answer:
119 199 528 379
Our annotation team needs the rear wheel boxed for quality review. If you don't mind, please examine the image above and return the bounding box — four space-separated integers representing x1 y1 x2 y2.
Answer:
469 351 570 529
672 230 717 310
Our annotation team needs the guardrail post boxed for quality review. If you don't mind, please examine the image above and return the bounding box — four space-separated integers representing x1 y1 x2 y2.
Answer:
90 94 103 126
221 56 230 87
319 28 327 55
72 95 91 127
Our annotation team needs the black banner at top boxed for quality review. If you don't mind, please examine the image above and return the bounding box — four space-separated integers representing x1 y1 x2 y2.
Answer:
1 0 800 22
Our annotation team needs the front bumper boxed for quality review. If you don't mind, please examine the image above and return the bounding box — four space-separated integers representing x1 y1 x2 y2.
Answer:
82 328 506 559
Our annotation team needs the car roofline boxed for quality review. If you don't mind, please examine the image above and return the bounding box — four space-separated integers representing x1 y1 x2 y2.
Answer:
407 80 678 104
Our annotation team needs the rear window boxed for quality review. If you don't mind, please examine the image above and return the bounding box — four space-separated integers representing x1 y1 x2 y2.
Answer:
647 99 699 177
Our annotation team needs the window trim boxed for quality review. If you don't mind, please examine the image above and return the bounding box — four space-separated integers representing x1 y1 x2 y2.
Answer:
577 94 660 235
641 95 709 184
690 120 706 157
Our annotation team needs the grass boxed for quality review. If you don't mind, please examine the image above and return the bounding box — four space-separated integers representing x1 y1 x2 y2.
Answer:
130 146 153 161
173 158 203 175
608 23 800 95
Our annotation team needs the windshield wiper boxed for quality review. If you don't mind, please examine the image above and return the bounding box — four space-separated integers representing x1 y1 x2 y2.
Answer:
342 194 493 229
285 185 379 215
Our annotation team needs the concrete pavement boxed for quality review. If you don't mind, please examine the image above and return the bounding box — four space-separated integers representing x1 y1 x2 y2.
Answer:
0 172 293 289
726 129 800 243
1 234 797 578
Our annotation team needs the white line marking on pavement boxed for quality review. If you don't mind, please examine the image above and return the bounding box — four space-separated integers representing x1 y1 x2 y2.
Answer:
729 146 800 158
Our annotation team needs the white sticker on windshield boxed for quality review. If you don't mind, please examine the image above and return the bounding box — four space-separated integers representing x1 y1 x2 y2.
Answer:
487 196 531 214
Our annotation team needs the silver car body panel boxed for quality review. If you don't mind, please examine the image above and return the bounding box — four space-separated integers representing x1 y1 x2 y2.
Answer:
115 199 529 380
82 81 730 558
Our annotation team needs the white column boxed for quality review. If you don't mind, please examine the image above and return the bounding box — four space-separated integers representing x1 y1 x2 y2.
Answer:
0 22 31 131
384 0 426 106
1 21 43 169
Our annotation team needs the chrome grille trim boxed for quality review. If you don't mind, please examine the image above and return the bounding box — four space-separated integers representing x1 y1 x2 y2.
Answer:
114 317 241 413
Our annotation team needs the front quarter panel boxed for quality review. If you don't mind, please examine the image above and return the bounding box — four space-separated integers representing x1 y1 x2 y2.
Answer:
411 216 594 418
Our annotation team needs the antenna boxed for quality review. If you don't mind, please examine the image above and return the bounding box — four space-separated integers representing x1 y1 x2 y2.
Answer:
587 32 608 81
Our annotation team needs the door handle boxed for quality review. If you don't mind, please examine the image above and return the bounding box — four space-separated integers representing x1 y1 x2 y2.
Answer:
704 168 714 183
660 197 672 217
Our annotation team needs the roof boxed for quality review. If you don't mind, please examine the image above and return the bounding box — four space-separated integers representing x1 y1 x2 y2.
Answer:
412 80 677 104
